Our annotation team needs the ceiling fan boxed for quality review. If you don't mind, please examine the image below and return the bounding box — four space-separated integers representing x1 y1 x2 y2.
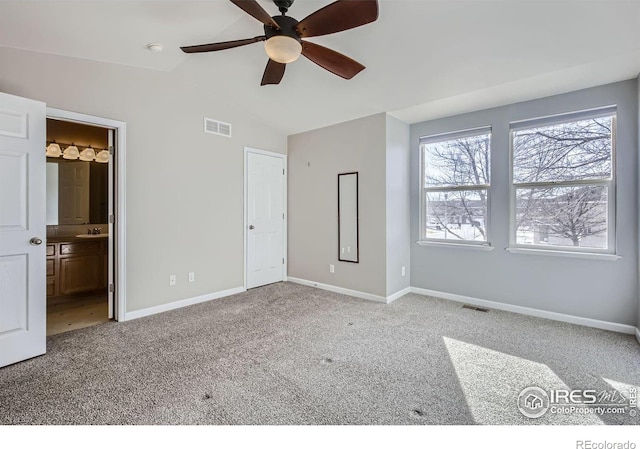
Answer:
180 0 379 86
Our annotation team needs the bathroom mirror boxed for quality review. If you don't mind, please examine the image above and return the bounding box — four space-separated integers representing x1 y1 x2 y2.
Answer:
338 172 359 263
46 159 109 225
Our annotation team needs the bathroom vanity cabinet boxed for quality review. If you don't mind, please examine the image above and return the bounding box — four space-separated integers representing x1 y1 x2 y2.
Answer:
46 237 108 298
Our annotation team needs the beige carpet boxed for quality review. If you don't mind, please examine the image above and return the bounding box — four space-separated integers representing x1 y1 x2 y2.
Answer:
1 282 638 425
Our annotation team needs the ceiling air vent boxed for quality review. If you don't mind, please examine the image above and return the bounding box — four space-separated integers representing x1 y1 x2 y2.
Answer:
204 117 232 138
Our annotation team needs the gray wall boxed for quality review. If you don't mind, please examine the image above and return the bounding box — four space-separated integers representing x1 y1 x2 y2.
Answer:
410 80 638 326
0 47 287 313
386 115 411 295
638 75 640 332
288 114 388 297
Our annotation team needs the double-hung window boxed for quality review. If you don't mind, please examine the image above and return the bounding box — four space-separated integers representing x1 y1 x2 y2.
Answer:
510 108 616 253
419 128 491 245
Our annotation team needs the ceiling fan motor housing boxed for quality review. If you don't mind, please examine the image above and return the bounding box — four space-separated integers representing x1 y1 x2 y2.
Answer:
273 0 294 14
264 15 301 43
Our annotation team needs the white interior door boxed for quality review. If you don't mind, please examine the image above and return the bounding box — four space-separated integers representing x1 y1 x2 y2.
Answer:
246 151 285 289
0 92 46 368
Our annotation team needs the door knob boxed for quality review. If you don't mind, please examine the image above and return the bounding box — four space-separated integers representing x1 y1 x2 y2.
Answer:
30 237 43 246
249 225 255 230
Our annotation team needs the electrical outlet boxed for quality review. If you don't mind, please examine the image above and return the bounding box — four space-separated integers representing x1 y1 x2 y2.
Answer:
401 266 406 277
329 264 335 273
189 272 195 283
169 275 176 286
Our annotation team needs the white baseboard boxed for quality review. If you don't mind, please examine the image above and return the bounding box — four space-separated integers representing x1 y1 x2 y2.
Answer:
287 278 412 304
635 327 640 344
124 286 246 321
387 287 412 303
287 277 389 303
410 287 636 335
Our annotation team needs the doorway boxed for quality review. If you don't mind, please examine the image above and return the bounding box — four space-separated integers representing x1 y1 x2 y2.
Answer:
45 118 113 335
45 108 127 331
244 148 287 289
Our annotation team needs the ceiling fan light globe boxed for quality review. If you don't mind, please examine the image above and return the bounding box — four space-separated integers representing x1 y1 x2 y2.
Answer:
264 36 302 64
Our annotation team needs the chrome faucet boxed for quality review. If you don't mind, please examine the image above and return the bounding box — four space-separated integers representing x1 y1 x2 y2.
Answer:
91 227 102 235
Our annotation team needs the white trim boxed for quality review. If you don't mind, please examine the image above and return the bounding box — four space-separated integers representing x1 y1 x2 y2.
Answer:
46 107 127 322
125 287 245 321
287 277 389 304
419 125 492 145
387 287 412 303
417 240 495 251
509 105 617 131
410 287 636 335
505 247 621 261
244 147 287 290
635 327 640 345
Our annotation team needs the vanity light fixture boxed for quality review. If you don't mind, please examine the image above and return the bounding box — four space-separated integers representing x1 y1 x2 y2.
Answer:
79 146 97 161
46 142 62 158
46 141 110 163
62 144 80 160
95 149 110 163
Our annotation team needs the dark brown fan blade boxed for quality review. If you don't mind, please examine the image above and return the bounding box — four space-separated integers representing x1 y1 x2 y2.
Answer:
181 36 265 53
261 59 286 86
296 0 378 38
301 41 365 79
230 0 280 29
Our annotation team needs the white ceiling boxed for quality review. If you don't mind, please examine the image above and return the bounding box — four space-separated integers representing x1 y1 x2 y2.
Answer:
1 0 639 135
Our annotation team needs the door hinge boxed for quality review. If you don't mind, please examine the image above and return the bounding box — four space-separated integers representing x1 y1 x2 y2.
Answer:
109 214 115 224
282 258 284 265
109 146 114 155
283 169 285 175
109 284 115 293
282 213 285 219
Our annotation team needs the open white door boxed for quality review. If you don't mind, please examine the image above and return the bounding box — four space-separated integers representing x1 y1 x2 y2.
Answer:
0 92 46 368
246 150 285 289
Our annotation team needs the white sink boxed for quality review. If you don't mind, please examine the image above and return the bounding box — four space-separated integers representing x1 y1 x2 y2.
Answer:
75 234 108 239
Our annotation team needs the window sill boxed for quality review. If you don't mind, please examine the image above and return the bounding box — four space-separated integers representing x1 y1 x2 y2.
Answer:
505 247 621 261
416 241 494 251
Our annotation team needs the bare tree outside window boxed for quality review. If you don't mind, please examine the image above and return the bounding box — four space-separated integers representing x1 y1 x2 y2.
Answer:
512 113 614 250
421 131 491 243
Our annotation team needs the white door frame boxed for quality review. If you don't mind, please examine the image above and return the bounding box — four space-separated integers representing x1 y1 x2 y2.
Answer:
46 107 127 322
244 147 287 289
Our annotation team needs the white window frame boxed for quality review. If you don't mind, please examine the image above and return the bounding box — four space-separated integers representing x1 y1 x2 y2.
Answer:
508 107 617 256
418 127 492 247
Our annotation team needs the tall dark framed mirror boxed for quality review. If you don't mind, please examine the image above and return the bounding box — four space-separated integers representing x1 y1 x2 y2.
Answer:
338 172 359 263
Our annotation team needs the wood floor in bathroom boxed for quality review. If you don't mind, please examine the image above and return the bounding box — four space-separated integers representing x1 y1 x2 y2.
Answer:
47 295 110 336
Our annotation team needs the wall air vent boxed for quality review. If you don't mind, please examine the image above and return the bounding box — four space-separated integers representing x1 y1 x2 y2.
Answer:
204 117 232 138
